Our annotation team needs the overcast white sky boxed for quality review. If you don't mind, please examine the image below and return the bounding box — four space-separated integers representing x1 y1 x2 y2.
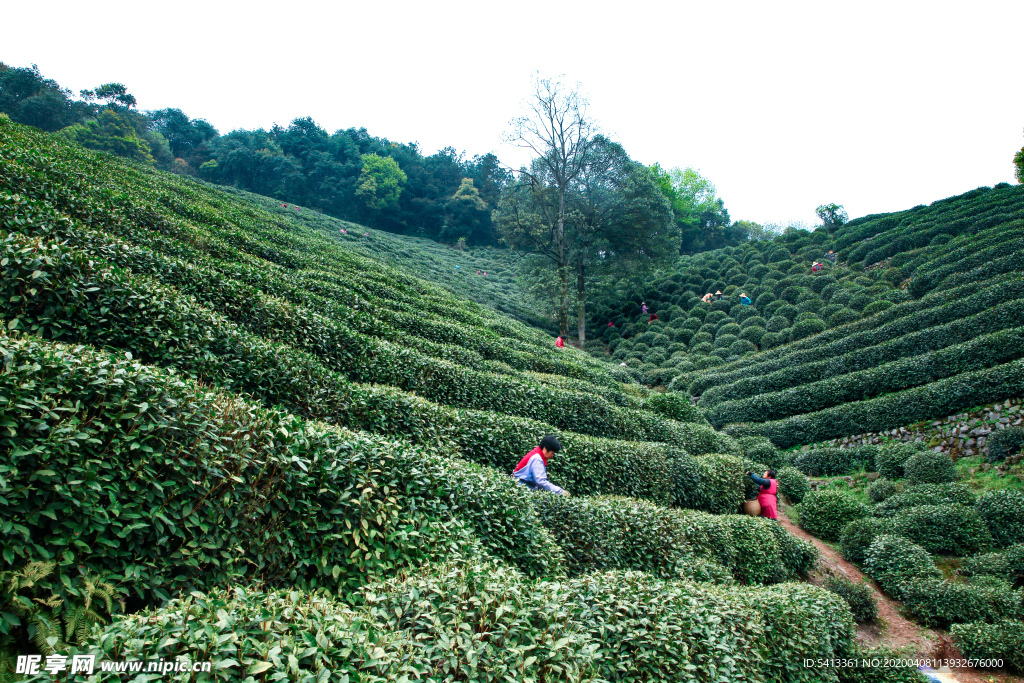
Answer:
4 0 1023 227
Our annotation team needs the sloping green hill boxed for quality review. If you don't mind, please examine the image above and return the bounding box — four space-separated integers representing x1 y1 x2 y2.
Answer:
220 185 553 328
2 116 887 679
589 184 1024 448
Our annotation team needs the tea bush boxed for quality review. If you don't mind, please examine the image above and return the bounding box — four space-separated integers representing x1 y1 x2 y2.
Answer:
871 482 975 516
875 442 929 479
959 548 1024 586
69 561 855 683
799 490 869 542
777 467 811 503
862 536 941 599
839 517 890 564
689 276 1024 400
903 451 956 485
951 620 1024 673
988 425 1024 462
670 452 745 514
898 579 1022 627
823 575 877 623
738 436 788 470
866 477 900 503
792 446 874 477
0 334 566 603
976 489 1024 548
888 504 992 556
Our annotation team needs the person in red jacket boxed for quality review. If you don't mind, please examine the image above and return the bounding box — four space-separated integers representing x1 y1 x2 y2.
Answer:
555 336 565 348
512 435 568 494
748 470 779 519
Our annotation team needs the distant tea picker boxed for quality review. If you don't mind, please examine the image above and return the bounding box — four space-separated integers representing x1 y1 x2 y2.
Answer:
513 435 569 495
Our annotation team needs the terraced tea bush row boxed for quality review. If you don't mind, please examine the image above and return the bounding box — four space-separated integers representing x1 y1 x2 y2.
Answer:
791 446 877 477
0 179 615 393
698 291 1024 407
0 334 565 606
0 230 729 463
0 332 810 628
871 482 975 516
798 490 868 541
532 494 817 584
837 184 1024 260
723 357 1024 448
0 258 724 513
823 575 877 623
898 580 1022 628
72 562 855 683
0 123 623 389
689 276 1024 399
909 233 1024 298
888 504 992 555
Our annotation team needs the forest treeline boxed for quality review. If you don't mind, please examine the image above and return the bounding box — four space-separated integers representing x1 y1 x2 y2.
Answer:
1 62 780 252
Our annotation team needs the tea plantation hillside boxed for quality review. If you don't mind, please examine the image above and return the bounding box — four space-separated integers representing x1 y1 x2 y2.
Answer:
219 185 552 329
0 116 905 681
589 184 1024 448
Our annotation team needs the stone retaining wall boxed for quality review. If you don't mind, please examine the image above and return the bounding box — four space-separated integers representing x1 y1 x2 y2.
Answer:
811 397 1022 460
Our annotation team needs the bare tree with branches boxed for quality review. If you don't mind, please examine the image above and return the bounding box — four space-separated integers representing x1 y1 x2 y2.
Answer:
502 74 596 338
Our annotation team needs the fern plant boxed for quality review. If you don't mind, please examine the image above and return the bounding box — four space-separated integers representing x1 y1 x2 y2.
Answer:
0 561 121 655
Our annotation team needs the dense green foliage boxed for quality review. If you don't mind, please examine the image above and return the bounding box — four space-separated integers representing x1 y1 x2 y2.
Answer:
799 490 868 542
0 115 851 677
792 446 876 477
871 482 976 516
71 562 854 683
952 620 1024 673
670 453 745 513
902 451 957 486
988 425 1024 462
823 575 877 623
975 489 1024 548
862 535 941 599
777 466 811 503
839 517 890 565
866 477 900 503
888 504 992 555
584 183 1024 446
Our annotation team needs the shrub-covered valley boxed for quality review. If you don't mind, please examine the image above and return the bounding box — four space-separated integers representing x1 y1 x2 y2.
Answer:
1 105 1024 683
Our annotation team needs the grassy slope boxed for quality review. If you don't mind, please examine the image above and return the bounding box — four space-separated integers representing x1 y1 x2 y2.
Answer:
222 185 552 329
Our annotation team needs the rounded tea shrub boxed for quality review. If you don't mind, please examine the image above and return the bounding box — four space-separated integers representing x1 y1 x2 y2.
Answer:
875 442 928 480
799 490 868 542
777 467 811 503
987 425 1024 463
839 517 890 564
862 535 941 599
951 620 1024 673
903 451 956 486
888 504 993 556
976 489 1024 548
872 482 975 517
790 317 826 341
823 575 877 623
899 578 1021 627
866 477 900 503
738 436 787 470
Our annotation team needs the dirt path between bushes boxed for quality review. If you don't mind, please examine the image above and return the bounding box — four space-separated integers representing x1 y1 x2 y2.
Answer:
777 505 1022 683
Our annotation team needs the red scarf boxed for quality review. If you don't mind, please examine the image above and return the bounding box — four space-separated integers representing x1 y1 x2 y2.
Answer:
514 447 545 473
